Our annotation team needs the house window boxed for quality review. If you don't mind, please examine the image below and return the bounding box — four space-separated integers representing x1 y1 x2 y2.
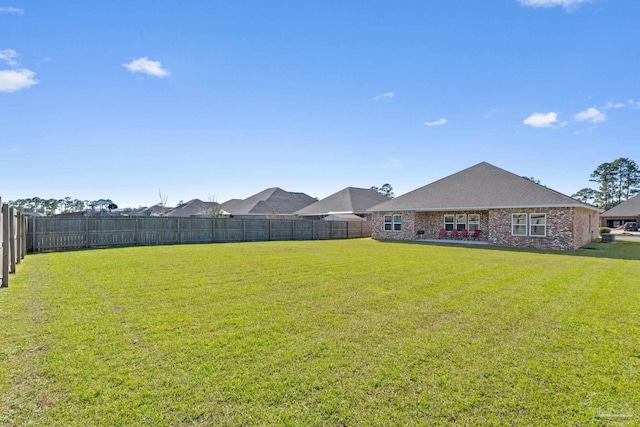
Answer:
530 213 546 237
512 214 527 236
393 215 402 231
444 214 454 231
468 214 480 232
384 215 392 231
384 215 402 231
456 214 467 231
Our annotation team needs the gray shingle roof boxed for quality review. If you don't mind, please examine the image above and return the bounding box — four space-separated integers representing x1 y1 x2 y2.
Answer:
221 187 316 215
600 194 640 217
295 187 390 216
368 162 600 212
135 204 171 216
164 199 223 217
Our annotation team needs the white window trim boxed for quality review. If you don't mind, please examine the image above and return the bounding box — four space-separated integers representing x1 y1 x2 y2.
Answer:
383 215 392 231
468 214 480 232
393 215 402 232
383 215 402 232
443 214 454 231
456 213 467 231
529 213 547 237
512 213 528 236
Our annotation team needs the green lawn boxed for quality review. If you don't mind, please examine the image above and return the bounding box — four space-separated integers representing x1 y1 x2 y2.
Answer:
1 239 639 426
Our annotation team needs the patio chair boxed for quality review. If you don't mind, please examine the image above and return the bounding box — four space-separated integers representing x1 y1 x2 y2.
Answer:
438 228 447 239
470 229 481 240
460 229 469 240
450 229 459 239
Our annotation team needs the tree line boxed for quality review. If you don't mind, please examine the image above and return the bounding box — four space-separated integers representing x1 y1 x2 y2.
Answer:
572 157 640 210
8 197 90 215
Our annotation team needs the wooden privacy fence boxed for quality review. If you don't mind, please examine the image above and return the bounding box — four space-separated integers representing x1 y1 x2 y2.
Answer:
1 198 28 288
28 217 372 252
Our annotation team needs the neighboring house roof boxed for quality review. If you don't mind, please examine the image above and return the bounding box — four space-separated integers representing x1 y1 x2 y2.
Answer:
220 199 243 213
323 213 366 221
600 194 640 218
23 211 46 217
221 187 316 215
52 211 84 217
294 187 390 216
135 205 171 216
164 199 226 217
368 162 601 212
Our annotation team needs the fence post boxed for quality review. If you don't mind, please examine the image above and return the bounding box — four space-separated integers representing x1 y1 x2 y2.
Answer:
135 216 140 245
20 214 27 260
0 200 9 288
15 211 22 264
268 219 271 241
212 218 215 242
243 218 246 242
2 203 9 287
8 207 16 273
32 216 37 253
85 216 89 248
177 217 181 244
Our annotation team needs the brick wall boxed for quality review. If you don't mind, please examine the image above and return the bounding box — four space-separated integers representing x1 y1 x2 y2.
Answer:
417 211 489 241
487 207 597 251
372 207 599 250
371 211 417 241
572 208 599 248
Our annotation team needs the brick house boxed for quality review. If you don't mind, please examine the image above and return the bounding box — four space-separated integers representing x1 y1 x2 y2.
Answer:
368 162 601 250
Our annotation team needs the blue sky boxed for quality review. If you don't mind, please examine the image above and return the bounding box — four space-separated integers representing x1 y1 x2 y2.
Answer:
1 0 638 208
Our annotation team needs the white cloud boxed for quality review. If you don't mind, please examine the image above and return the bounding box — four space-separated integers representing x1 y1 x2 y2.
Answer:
123 57 170 77
424 118 447 126
573 107 606 123
0 49 19 67
601 101 625 110
0 49 38 92
0 7 23 14
628 99 640 108
0 69 38 92
523 112 560 128
517 0 592 11
484 109 500 119
374 92 394 101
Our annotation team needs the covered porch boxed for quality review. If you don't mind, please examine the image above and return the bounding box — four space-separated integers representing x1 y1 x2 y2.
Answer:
414 210 489 242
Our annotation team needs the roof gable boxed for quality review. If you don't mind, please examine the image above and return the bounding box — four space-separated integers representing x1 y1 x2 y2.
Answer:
295 187 390 216
165 199 222 217
369 162 600 212
222 187 316 215
135 204 170 216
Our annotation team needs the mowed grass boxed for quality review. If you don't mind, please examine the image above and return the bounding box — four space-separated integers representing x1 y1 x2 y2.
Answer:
1 239 639 426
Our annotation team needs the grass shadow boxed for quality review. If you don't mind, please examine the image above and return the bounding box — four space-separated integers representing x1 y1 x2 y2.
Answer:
378 239 640 261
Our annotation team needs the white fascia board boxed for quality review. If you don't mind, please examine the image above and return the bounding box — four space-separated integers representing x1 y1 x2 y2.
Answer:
368 204 602 213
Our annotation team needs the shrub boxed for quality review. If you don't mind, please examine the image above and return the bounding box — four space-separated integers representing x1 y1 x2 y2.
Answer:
599 226 611 235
